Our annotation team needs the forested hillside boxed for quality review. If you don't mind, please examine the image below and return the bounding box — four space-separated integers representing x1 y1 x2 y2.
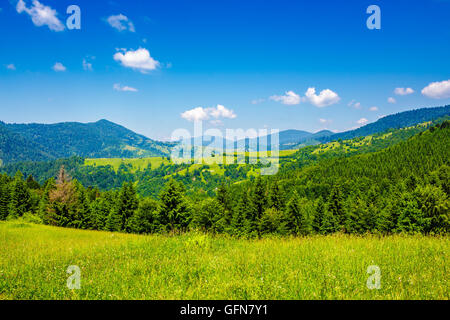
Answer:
1 121 448 236
0 119 173 164
0 120 434 198
1 106 448 165
321 105 450 142
0 123 55 164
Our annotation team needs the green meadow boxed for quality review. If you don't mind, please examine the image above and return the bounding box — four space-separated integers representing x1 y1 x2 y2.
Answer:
0 221 448 300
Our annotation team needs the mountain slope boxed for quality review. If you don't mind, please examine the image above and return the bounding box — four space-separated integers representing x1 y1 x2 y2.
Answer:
0 122 55 164
1 119 173 164
322 105 450 142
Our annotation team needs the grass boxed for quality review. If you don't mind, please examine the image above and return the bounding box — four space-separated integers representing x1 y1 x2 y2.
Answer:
0 221 448 300
84 157 170 172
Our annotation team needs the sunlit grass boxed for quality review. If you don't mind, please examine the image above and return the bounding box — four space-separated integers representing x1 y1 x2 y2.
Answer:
0 221 448 300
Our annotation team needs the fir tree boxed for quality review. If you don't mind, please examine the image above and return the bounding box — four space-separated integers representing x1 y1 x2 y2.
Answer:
0 183 10 220
231 190 251 236
9 171 31 218
158 179 190 232
126 198 158 234
327 184 345 230
268 180 284 211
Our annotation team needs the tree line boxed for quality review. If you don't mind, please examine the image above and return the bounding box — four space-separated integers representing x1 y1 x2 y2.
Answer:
0 122 449 236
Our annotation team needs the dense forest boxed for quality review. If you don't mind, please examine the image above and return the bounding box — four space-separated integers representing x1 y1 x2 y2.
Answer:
1 121 448 236
0 118 442 198
0 119 173 164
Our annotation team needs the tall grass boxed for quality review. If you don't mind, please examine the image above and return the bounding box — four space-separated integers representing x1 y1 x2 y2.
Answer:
0 221 448 300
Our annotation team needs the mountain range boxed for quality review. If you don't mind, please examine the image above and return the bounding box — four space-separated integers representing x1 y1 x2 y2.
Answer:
0 119 173 164
0 105 449 164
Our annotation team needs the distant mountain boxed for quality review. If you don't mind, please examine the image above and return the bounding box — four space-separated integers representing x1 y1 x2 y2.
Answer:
278 129 334 149
321 105 450 143
1 105 449 164
0 119 173 164
0 123 55 164
240 129 334 151
178 105 450 153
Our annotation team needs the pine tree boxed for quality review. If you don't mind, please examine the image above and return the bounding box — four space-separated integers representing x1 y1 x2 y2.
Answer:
90 192 113 230
268 180 284 211
345 197 369 234
126 198 158 234
47 166 77 227
231 190 251 236
192 198 224 233
312 197 325 233
283 191 303 235
327 184 345 230
39 178 55 223
259 207 283 235
397 192 426 234
26 175 40 190
415 184 449 234
74 181 92 229
9 171 32 218
112 182 139 231
250 176 266 236
216 181 232 224
0 183 10 220
158 179 190 232
320 208 338 234
105 208 123 232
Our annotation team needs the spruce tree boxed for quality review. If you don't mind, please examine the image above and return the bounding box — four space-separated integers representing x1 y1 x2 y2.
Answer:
126 198 158 234
0 183 10 220
327 184 345 230
113 182 139 231
250 176 266 236
158 179 190 232
312 197 325 233
9 171 31 218
283 191 302 235
216 181 232 224
231 190 251 236
268 180 284 211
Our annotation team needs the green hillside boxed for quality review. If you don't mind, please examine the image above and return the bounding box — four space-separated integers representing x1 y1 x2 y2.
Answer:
0 120 439 198
0 120 448 238
0 119 173 164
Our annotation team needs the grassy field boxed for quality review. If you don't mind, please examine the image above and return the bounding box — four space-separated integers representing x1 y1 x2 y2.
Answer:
84 157 170 172
0 221 448 300
83 149 297 173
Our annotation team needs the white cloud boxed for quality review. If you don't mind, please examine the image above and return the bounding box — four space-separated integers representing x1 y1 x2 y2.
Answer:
106 14 135 32
113 48 159 73
181 105 236 122
387 97 396 104
357 118 369 125
394 87 414 96
181 107 210 122
304 87 340 107
52 62 66 72
348 100 362 109
82 59 93 71
16 0 65 32
270 91 301 105
113 83 138 92
209 104 237 119
251 98 265 105
369 106 378 111
6 64 16 70
421 80 450 99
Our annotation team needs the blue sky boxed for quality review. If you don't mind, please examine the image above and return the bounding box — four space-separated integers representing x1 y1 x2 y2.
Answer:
1 0 449 140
